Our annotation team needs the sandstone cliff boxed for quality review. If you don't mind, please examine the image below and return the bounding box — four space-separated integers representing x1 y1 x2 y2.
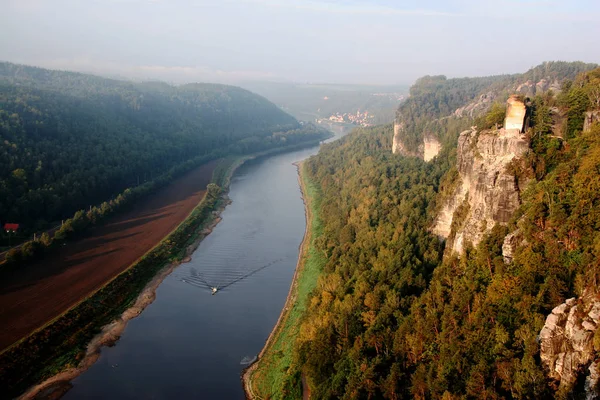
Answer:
433 97 529 254
539 292 600 397
392 122 441 161
584 110 600 132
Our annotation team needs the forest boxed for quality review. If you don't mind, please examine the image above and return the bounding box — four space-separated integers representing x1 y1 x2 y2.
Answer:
395 61 596 153
277 65 600 398
0 62 328 247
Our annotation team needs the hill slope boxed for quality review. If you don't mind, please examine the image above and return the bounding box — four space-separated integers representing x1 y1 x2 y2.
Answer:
0 63 324 239
254 62 600 399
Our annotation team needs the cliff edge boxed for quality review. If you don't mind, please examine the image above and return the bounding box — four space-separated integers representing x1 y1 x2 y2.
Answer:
433 97 529 254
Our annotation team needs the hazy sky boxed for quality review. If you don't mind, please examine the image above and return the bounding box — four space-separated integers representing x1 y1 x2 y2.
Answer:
1 0 599 85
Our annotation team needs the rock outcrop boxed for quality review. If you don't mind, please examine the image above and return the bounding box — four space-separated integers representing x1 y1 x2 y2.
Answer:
540 293 600 397
504 96 527 132
393 122 441 161
516 78 562 97
502 228 522 264
433 97 530 254
454 92 495 118
392 121 407 155
584 110 600 132
423 135 441 161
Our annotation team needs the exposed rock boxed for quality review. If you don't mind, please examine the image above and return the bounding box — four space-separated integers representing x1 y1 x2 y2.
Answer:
539 292 600 397
587 361 600 400
516 80 536 97
433 125 529 254
433 96 530 254
536 78 562 94
504 95 527 132
392 121 406 155
452 78 562 120
550 107 567 138
584 110 600 132
516 78 562 97
392 121 438 160
423 134 441 161
454 91 495 118
502 229 522 264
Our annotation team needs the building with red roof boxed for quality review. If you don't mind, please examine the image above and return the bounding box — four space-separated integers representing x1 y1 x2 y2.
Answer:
4 223 19 232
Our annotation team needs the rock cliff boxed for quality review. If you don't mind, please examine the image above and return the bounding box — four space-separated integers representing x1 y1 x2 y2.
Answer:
423 134 441 161
539 292 600 397
584 110 600 132
454 91 495 118
504 95 527 132
433 97 530 254
392 121 408 155
392 122 441 161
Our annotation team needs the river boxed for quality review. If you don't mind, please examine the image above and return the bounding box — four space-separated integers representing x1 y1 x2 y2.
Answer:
63 125 348 399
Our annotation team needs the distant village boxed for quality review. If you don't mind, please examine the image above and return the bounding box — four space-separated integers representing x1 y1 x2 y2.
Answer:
317 110 374 127
315 93 406 127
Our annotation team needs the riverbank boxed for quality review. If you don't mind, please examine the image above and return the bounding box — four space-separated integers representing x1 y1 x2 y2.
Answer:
1 140 325 400
243 161 326 400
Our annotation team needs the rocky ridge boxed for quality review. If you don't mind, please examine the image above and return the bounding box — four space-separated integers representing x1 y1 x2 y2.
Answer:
539 292 600 397
433 98 529 254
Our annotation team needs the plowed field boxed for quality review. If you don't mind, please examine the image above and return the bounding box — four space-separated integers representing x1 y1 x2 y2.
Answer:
0 160 218 351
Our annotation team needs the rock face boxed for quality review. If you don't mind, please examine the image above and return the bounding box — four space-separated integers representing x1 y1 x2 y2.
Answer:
393 122 441 161
504 96 527 132
423 135 441 161
434 96 530 254
584 110 600 132
539 293 600 397
392 121 406 155
454 91 495 118
435 127 529 253
502 228 522 264
516 78 562 97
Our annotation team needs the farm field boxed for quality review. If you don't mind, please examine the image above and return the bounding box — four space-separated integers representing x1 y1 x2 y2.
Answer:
0 160 218 351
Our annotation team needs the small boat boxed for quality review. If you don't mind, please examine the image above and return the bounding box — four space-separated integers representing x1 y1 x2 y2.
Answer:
211 287 218 295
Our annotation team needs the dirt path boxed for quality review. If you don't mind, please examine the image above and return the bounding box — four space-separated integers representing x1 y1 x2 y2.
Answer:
0 160 218 351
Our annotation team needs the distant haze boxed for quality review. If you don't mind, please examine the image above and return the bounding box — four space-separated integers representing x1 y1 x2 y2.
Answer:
1 0 599 85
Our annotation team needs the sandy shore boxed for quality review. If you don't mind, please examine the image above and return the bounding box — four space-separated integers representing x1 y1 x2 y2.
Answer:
242 161 313 400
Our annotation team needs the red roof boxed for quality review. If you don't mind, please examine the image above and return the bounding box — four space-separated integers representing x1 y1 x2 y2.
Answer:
4 223 19 231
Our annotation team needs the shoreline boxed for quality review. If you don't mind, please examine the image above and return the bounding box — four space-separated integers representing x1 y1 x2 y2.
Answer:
242 160 313 399
12 140 324 400
18 199 230 400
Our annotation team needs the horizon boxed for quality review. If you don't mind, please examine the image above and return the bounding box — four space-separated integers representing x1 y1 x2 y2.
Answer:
2 0 599 86
2 59 595 90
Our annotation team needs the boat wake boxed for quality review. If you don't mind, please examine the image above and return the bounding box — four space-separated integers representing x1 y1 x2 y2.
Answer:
174 257 285 294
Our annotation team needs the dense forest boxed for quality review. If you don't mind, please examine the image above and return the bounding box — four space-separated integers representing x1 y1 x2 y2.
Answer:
396 61 596 152
278 65 600 398
0 63 327 244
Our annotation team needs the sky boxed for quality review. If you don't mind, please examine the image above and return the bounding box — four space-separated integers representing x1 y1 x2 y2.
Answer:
1 0 599 85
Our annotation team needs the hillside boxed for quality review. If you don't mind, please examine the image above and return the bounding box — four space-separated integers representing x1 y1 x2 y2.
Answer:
254 62 600 399
0 63 326 244
392 61 596 158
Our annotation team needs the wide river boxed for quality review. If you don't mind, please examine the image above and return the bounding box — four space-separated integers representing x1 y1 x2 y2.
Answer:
64 126 348 399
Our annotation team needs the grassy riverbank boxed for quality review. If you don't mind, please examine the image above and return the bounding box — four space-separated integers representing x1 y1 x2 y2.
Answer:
244 161 326 400
0 139 326 400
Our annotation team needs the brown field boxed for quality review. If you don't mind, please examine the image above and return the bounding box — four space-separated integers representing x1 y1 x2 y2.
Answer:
0 160 218 351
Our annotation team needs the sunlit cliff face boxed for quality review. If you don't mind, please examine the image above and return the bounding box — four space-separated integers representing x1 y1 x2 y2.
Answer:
504 95 527 132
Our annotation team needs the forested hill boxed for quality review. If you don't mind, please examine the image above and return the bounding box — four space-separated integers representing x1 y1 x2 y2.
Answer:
269 64 600 399
394 61 597 153
0 62 325 237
